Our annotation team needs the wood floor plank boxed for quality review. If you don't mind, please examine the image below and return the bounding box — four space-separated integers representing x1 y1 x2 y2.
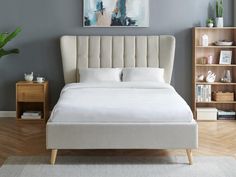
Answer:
0 118 235 166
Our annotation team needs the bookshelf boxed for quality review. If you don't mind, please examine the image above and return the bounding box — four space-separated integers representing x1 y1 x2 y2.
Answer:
192 27 236 120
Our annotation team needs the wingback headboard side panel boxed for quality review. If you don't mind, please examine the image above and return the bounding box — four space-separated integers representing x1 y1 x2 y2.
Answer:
60 36 77 83
160 36 176 83
60 35 175 84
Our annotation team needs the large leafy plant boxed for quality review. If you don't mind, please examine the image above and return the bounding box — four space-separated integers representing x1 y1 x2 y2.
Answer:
0 27 21 58
216 0 223 17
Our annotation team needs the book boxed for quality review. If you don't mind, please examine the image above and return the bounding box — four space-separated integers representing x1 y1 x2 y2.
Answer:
218 110 236 116
217 110 236 120
196 85 211 102
218 116 236 120
207 85 211 102
23 111 41 116
21 115 42 119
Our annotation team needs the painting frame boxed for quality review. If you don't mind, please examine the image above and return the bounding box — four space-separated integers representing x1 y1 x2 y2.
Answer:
83 0 149 28
219 51 232 65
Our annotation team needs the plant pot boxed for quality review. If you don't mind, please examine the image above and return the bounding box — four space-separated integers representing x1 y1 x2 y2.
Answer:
208 23 214 28
216 17 224 27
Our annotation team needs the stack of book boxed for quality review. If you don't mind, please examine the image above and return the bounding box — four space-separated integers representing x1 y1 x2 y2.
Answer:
21 111 42 120
217 110 236 120
196 85 211 102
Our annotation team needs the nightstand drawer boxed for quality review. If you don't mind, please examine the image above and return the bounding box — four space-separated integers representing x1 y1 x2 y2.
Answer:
17 85 44 102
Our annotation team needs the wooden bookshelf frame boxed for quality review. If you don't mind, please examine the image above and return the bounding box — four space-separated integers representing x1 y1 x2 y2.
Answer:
192 27 236 120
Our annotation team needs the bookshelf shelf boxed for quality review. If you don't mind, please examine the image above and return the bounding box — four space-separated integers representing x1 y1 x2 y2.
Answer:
197 101 236 104
192 27 236 121
194 27 236 30
196 46 236 49
196 64 236 67
196 82 236 85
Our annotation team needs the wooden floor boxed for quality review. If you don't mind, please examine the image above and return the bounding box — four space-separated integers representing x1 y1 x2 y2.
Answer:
0 118 236 166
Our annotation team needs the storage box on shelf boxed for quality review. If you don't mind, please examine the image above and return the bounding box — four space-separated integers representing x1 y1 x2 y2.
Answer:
213 92 234 101
192 27 236 121
197 107 218 121
16 81 49 122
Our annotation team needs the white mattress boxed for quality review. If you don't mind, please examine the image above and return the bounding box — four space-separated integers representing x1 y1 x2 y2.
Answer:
49 82 193 123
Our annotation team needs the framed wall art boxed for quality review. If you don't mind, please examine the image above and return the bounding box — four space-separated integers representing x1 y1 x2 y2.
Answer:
83 0 149 27
219 51 232 65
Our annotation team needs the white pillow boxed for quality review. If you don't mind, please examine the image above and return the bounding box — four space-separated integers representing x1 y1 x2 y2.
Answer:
122 68 165 83
79 68 122 83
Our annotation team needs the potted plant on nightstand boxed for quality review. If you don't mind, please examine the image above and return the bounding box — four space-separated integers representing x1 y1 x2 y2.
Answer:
0 27 21 58
207 18 214 28
215 0 224 27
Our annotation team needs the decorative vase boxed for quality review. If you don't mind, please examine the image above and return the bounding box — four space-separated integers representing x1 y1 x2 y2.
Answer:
201 34 209 47
208 23 214 28
216 17 224 27
221 70 232 83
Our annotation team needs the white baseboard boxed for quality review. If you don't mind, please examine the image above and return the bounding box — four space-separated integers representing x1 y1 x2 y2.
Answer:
0 111 16 118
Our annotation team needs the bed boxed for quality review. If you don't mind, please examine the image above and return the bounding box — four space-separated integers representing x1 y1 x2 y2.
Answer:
46 35 198 165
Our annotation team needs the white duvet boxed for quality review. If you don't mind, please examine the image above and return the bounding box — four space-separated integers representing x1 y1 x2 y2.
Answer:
49 82 193 123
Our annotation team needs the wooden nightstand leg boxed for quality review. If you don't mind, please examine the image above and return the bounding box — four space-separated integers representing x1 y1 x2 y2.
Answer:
186 149 193 165
51 149 58 165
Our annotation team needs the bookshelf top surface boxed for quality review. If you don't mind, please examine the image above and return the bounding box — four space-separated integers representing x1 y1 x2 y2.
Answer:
196 82 236 85
194 27 236 30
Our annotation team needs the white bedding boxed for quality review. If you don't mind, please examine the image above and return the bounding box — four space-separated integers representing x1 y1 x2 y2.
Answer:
49 82 193 123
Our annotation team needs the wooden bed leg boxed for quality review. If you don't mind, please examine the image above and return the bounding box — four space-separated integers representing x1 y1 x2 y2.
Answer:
186 149 193 165
51 149 58 165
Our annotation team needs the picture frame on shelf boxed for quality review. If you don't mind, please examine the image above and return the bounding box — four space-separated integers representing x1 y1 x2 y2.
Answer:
219 51 232 64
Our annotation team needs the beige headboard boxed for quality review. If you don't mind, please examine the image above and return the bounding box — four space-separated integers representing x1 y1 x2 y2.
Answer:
60 35 175 84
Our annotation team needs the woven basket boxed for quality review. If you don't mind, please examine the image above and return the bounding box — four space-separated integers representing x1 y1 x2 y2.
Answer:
213 92 234 101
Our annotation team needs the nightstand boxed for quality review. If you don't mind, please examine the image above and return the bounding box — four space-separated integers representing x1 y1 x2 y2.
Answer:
16 81 49 122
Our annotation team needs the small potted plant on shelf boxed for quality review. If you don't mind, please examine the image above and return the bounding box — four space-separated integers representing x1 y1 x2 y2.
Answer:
207 18 214 28
0 27 21 59
215 0 224 27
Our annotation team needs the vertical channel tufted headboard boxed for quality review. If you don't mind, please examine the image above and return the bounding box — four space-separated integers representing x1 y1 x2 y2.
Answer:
60 36 175 84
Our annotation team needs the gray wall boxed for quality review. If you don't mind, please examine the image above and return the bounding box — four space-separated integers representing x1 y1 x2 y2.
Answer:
235 0 236 25
0 0 234 110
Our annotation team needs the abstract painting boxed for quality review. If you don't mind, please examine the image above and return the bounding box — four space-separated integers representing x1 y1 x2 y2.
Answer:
83 0 149 27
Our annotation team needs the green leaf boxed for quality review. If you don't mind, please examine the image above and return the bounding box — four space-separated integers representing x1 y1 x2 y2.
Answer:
0 27 21 58
0 27 21 48
0 48 19 58
0 32 8 45
216 0 223 17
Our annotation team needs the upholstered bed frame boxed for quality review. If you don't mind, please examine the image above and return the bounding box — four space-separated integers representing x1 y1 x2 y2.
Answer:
47 35 198 165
